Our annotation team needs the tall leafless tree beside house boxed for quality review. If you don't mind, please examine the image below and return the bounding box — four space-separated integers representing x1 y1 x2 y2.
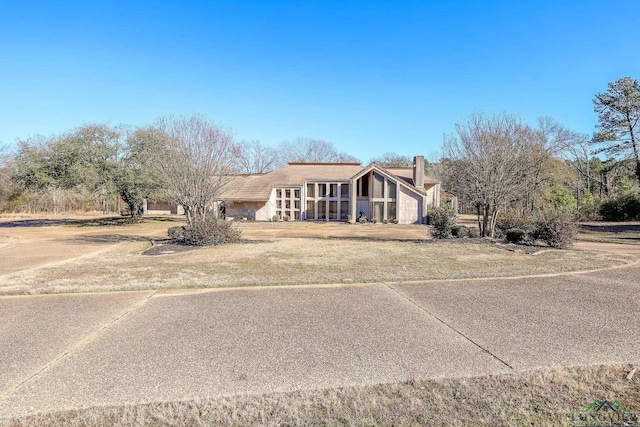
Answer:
147 114 240 228
443 112 550 237
278 137 360 164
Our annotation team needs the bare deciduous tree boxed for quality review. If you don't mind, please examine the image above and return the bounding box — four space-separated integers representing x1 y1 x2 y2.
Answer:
369 152 413 167
444 112 550 237
278 137 359 164
147 114 240 227
237 140 278 174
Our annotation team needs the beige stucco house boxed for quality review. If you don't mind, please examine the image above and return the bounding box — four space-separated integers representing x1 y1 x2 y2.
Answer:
221 156 440 224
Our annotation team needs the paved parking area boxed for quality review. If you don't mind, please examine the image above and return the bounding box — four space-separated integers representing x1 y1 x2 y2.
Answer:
1 255 639 419
0 285 509 417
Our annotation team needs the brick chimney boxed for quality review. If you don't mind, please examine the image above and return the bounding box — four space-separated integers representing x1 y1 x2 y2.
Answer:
413 156 425 189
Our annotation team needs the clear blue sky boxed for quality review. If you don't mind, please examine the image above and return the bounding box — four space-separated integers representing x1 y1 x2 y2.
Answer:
1 1 639 162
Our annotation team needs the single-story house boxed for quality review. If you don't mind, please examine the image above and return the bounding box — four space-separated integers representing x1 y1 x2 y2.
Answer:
221 156 440 224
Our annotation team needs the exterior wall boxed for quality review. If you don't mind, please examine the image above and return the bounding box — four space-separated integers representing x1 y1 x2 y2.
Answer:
226 201 269 221
145 201 184 215
424 183 441 209
398 187 422 224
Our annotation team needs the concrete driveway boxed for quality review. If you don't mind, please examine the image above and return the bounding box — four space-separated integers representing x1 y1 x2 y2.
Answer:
1 251 639 419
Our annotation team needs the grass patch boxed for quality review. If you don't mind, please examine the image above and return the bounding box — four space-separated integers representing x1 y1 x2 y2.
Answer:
3 364 638 426
0 237 630 295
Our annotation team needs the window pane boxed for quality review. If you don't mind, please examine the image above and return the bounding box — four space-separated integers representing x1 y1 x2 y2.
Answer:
306 201 315 219
276 189 282 198
294 189 300 199
329 201 338 219
319 184 326 197
341 184 349 198
361 176 369 197
388 181 397 199
306 183 315 198
285 200 290 209
294 211 300 220
318 201 326 219
276 200 282 209
340 201 349 220
330 184 337 197
387 202 396 221
373 173 384 198
294 200 300 209
373 202 384 221
285 190 290 199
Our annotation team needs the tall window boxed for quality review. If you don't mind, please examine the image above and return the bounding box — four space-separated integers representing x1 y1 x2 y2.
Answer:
364 171 398 222
275 187 301 220
305 182 350 220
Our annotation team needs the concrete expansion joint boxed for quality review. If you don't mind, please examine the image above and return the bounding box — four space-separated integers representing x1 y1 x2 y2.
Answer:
0 290 158 401
382 282 514 371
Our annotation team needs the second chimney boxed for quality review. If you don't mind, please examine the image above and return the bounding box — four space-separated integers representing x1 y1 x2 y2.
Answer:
413 156 425 189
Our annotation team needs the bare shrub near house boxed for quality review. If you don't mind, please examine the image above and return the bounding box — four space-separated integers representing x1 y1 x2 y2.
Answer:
147 114 241 245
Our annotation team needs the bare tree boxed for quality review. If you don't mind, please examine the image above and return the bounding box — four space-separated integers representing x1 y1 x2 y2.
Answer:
237 140 278 174
278 137 359 164
444 112 550 237
369 152 413 167
147 114 240 227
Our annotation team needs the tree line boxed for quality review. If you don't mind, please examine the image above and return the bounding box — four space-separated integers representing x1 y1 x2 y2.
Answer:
0 118 360 217
439 76 640 237
0 76 638 237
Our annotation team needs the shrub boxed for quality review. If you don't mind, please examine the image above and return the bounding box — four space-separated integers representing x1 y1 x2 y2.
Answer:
171 216 242 246
451 225 469 238
531 209 577 249
496 211 534 234
167 226 185 240
505 228 526 243
467 226 479 238
493 227 505 239
282 214 290 221
272 215 280 221
599 194 640 221
358 216 367 223
430 207 456 239
233 215 245 221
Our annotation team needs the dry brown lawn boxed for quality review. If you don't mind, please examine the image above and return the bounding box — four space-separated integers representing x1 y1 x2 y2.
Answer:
0 218 632 295
4 364 638 427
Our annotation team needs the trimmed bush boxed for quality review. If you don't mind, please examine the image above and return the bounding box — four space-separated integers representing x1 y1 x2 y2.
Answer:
505 228 526 243
451 225 470 238
467 226 480 238
531 209 577 249
170 217 242 246
233 215 245 221
430 207 456 239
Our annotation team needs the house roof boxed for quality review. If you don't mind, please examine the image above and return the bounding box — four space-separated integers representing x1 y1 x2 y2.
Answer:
221 162 439 202
222 163 364 201
384 167 440 186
